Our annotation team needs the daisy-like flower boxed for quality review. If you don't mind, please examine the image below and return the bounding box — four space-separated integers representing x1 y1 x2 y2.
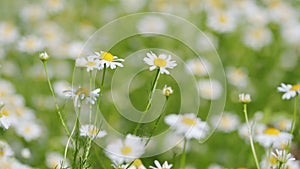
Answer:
95 51 124 69
277 83 300 100
185 57 212 76
17 35 45 53
226 67 249 88
113 159 146 169
255 127 293 148
0 105 11 129
164 113 209 140
0 22 19 45
75 56 101 72
39 51 49 61
150 160 173 169
272 149 295 164
46 152 69 169
206 10 237 33
79 124 107 139
63 87 100 107
144 51 177 75
198 79 223 100
242 26 272 50
105 134 145 164
211 112 240 133
0 140 14 157
162 85 173 97
15 121 42 141
239 93 251 103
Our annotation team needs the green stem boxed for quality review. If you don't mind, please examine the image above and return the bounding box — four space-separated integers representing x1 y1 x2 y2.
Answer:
101 64 107 89
243 104 261 169
291 95 298 134
145 98 168 146
180 138 187 169
133 69 160 135
42 62 72 141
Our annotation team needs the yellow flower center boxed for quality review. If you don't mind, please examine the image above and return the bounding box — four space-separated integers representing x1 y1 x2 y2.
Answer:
4 25 13 35
0 151 4 156
154 58 167 67
26 39 36 49
219 14 227 23
0 109 9 117
121 146 132 155
88 128 98 135
220 116 231 128
133 159 143 167
75 87 89 96
101 52 114 62
87 61 96 67
24 126 32 133
253 29 262 39
291 84 300 91
269 156 277 165
16 108 24 116
2 163 12 169
263 128 280 135
181 117 197 126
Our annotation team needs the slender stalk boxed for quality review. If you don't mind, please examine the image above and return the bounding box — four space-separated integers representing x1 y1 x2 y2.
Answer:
42 62 72 139
290 95 298 134
180 138 187 169
145 98 168 146
133 69 160 135
101 64 107 89
243 103 261 169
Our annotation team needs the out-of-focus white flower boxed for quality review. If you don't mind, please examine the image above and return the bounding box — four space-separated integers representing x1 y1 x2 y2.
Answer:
137 16 167 34
266 1 297 25
0 140 14 157
211 112 240 133
206 10 237 33
150 160 173 169
37 21 63 46
0 80 16 97
196 32 219 51
45 0 65 13
281 22 300 46
285 160 300 169
20 4 47 22
162 85 173 97
68 41 84 59
260 153 278 169
0 22 19 44
85 55 102 72
198 79 222 100
272 149 295 164
15 121 42 141
226 67 248 88
46 152 69 169
274 117 292 131
255 127 293 148
144 51 177 75
239 93 251 103
0 157 30 169
53 80 72 98
207 164 224 169
277 83 300 100
164 113 209 140
95 51 124 70
242 26 272 50
105 134 145 164
79 124 107 139
115 159 146 169
120 0 146 12
21 148 31 159
185 57 212 77
17 35 45 53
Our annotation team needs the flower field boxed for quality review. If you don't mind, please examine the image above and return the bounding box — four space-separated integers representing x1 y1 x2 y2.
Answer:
1 0 300 169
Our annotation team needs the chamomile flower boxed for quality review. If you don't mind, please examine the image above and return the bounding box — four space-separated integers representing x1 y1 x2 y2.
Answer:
20 4 47 22
79 124 107 139
150 160 173 169
206 10 237 33
95 51 124 69
0 140 14 157
17 35 45 53
226 67 249 88
45 0 65 13
277 83 300 100
285 160 300 169
272 149 295 164
255 127 293 148
0 22 19 44
137 16 167 34
211 112 240 133
114 159 146 169
86 55 102 72
0 106 11 129
15 121 42 141
185 57 212 76
239 93 251 103
105 134 145 164
144 51 177 75
198 79 223 100
274 117 292 131
164 113 209 140
63 87 100 107
46 152 69 169
260 153 278 169
242 26 272 50
162 85 173 97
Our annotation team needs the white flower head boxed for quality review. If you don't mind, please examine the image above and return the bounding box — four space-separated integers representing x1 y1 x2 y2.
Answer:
95 51 124 69
239 93 251 103
39 51 49 61
80 124 107 139
0 140 14 157
198 79 223 100
272 149 295 164
206 10 237 33
0 22 19 44
255 127 293 148
185 57 212 76
162 85 173 97
211 112 240 133
226 67 249 88
277 83 300 100
242 26 272 50
105 134 145 164
164 113 209 140
137 16 167 34
144 51 177 75
17 35 45 53
46 152 69 169
150 160 173 169
63 87 100 107
0 107 11 129
15 121 42 141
